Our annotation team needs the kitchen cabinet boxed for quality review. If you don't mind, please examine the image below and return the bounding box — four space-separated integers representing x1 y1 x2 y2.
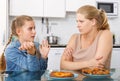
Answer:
47 47 65 70
44 0 65 17
0 0 9 45
10 0 44 17
10 0 65 17
111 48 120 68
66 0 96 12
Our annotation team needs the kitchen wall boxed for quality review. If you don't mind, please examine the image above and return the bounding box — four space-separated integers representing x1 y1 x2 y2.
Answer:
35 12 79 45
9 13 78 45
9 0 120 45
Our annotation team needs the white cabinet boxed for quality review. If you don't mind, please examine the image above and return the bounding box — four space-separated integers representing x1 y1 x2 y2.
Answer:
66 0 96 12
44 0 65 18
111 48 120 68
10 0 43 17
47 47 65 70
10 0 65 17
0 0 9 44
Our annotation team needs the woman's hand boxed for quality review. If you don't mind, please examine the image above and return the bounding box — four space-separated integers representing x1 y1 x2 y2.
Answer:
63 47 73 61
19 41 36 55
39 40 50 59
88 56 105 68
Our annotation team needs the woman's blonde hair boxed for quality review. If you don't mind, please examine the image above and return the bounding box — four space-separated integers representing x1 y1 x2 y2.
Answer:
77 5 110 30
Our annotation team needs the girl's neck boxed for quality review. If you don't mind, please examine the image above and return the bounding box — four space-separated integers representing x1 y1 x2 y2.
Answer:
18 39 23 44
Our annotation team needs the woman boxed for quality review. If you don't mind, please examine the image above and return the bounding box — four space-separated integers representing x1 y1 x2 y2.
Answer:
4 15 50 71
60 5 113 70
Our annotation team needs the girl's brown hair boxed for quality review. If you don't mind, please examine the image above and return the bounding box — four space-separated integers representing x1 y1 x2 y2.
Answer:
4 15 33 51
0 15 34 70
77 5 110 30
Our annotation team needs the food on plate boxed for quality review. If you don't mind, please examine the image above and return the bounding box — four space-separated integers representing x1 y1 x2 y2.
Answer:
50 71 74 78
81 67 110 75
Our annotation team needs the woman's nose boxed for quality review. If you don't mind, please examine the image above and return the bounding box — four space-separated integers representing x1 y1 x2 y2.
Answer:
77 23 80 28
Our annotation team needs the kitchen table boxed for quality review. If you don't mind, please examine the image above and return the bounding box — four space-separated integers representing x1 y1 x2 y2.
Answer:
0 68 119 81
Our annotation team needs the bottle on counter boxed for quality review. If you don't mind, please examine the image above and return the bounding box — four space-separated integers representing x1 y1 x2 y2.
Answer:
113 34 115 44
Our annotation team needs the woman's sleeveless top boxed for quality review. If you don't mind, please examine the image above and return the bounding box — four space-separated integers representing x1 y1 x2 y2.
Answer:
72 31 111 68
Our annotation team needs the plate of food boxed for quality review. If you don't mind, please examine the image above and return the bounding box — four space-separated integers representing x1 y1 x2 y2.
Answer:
81 67 113 79
47 71 78 80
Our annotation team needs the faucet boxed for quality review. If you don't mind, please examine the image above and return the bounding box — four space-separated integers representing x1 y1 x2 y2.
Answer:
46 18 49 34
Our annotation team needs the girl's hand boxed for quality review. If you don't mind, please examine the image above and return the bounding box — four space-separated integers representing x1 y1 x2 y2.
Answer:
63 47 73 61
19 41 36 55
39 40 50 59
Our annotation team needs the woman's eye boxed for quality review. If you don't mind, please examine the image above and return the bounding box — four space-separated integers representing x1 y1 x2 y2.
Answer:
79 20 84 23
76 20 84 23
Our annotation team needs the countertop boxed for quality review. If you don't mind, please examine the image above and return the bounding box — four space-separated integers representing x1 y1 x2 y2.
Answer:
113 44 120 48
50 44 120 48
50 44 66 48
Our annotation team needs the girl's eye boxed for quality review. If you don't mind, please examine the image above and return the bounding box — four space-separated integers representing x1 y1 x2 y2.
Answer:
28 27 33 31
28 27 35 31
29 27 32 30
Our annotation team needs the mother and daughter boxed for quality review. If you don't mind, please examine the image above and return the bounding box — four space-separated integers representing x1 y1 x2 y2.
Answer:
4 5 112 71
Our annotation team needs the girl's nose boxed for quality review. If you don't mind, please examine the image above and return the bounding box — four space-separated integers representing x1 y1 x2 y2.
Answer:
33 29 36 34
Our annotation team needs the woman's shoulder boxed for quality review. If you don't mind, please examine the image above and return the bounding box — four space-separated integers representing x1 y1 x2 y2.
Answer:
67 33 80 47
99 30 113 41
101 30 113 37
71 33 80 39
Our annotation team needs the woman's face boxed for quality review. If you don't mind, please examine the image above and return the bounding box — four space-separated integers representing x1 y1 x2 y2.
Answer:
17 21 36 42
76 13 95 34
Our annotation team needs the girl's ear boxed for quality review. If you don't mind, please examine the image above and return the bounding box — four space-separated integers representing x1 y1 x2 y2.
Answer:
16 28 21 36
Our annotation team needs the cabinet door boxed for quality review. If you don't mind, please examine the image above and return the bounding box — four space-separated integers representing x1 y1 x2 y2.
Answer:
10 0 43 17
44 0 65 17
111 48 120 68
47 48 65 70
66 0 96 12
0 0 8 45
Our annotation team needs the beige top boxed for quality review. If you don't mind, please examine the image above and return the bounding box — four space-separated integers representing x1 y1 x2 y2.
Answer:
72 31 111 68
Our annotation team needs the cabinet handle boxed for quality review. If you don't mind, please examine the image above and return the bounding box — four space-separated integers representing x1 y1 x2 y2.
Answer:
55 53 61 55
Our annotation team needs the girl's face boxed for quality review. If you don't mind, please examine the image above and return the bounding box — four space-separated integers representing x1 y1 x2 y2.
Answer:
76 13 95 34
17 21 36 42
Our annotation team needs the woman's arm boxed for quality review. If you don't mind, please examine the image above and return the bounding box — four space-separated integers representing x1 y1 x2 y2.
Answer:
60 30 112 70
60 47 100 70
60 34 90 70
94 30 113 67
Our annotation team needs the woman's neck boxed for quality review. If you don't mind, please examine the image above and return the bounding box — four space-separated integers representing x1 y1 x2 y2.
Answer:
80 29 99 49
82 29 99 41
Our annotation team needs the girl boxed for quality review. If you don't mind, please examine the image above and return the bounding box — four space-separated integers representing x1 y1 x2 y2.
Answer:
4 15 50 71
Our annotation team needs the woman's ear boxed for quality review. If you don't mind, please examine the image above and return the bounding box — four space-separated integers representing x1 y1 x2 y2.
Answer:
91 18 96 26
